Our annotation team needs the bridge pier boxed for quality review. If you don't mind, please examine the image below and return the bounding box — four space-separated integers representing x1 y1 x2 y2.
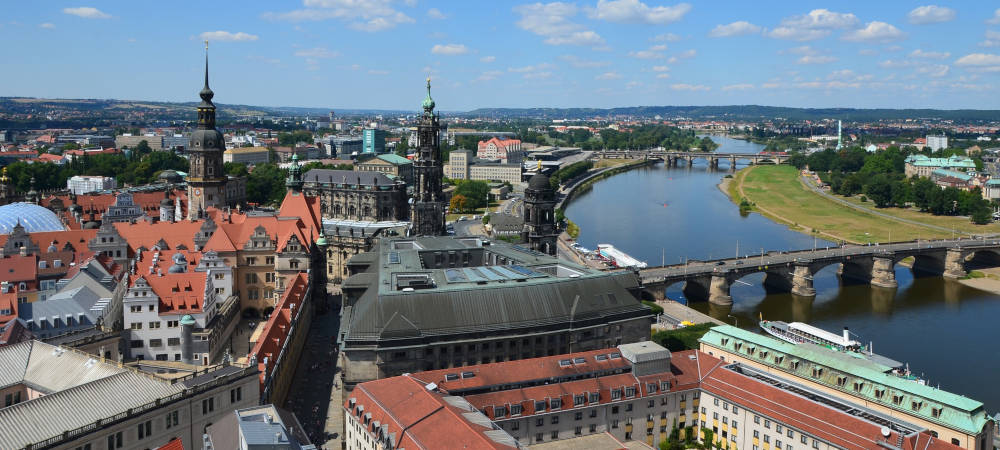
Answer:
687 157 693 167
944 248 967 278
870 253 897 288
708 273 732 306
791 262 816 297
642 284 666 302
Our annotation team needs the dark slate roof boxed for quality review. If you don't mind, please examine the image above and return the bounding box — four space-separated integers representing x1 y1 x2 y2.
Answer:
527 173 550 190
489 214 523 232
303 169 399 187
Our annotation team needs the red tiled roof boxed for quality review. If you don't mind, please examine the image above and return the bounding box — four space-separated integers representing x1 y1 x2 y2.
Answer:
347 375 516 449
114 220 204 253
0 229 98 253
0 292 17 326
0 255 38 283
0 318 33 346
155 437 184 450
251 273 309 393
133 272 207 314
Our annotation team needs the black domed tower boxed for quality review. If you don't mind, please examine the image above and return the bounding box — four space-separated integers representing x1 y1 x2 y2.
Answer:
522 173 558 255
410 78 446 236
186 42 228 219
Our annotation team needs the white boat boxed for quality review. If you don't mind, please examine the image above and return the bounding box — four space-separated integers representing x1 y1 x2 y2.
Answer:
596 244 647 269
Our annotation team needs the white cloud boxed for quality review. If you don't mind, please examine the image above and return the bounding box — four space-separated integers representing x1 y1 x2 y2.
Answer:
671 83 711 91
916 64 950 77
709 21 761 38
628 46 665 59
596 71 623 80
514 2 604 46
858 48 878 55
652 32 681 42
508 63 556 73
656 73 670 79
675 49 696 59
62 7 111 19
626 80 642 89
827 69 855 80
368 69 390 75
559 54 610 68
955 53 1000 66
907 5 955 25
988 8 1000 25
761 82 781 89
842 21 906 43
427 8 447 19
480 55 496 63
588 0 691 25
294 47 339 58
795 80 860 89
350 64 361 70
797 55 836 64
652 65 669 72
263 0 414 32
909 49 950 59
783 45 817 55
980 30 1000 48
474 70 503 82
766 9 858 41
524 71 553 79
878 59 913 68
431 43 469 55
722 83 754 91
199 31 259 42
39 23 55 29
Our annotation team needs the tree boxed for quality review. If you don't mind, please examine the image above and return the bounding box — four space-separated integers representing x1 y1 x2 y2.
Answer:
454 180 490 210
450 194 468 213
863 175 894 208
245 163 288 206
395 138 409 156
134 140 152 155
61 142 80 151
971 206 993 225
224 162 249 178
277 130 313 146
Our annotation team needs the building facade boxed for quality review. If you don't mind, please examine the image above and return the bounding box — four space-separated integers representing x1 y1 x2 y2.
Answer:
355 154 413 185
446 149 471 180
927 134 949 151
362 128 387 155
478 137 524 164
470 162 523 184
67 175 117 195
904 155 977 178
115 134 165 151
521 173 558 255
302 169 409 222
224 146 270 165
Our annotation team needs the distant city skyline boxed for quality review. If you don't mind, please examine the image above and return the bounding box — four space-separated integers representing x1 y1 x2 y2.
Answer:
3 1 1000 111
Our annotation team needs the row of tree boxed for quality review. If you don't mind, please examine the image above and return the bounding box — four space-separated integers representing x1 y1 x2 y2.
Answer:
4 143 188 193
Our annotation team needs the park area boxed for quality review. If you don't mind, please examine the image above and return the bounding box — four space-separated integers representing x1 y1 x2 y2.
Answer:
726 165 996 244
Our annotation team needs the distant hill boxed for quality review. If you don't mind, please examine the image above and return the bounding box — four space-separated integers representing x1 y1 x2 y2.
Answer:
462 105 1000 122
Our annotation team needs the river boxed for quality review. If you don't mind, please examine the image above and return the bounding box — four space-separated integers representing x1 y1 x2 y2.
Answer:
564 135 1000 411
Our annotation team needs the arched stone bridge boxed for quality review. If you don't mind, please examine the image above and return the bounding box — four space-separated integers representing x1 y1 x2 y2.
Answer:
599 150 791 167
637 238 1000 305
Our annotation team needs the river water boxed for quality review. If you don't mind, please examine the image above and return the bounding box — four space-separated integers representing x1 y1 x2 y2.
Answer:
564 135 1000 411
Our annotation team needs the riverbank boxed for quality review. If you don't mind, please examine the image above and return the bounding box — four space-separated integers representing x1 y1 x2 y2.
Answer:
558 158 654 209
723 165 962 244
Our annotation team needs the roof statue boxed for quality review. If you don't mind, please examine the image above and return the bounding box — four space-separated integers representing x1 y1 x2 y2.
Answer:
421 77 435 114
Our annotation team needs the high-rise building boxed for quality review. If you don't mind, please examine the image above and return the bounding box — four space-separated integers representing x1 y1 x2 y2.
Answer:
362 127 387 154
187 44 229 220
927 134 948 151
410 79 446 236
522 173 558 255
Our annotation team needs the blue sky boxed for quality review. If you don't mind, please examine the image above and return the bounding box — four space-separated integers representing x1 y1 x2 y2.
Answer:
3 1 1000 111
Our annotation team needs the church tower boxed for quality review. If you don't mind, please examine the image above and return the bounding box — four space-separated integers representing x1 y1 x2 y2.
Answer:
186 42 228 220
410 78 446 236
522 173 558 255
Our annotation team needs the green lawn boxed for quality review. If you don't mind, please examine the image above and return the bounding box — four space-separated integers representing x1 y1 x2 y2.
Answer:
733 165 957 244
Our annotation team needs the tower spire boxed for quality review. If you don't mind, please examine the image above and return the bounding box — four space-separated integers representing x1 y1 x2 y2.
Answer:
199 40 215 107
204 40 210 91
421 77 435 114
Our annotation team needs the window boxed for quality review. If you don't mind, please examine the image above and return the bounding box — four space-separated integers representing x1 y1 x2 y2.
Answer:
511 404 522 416
626 403 633 412
612 389 622 400
550 398 561 410
801 435 808 444
625 387 636 398
130 305 142 313
230 387 242 403
776 440 782 449
266 256 275 265
551 431 558 439
590 409 597 418
812 440 819 449
248 289 259 300
149 339 163 348
574 394 584 406
266 272 276 283
754 415 761 424
246 273 258 284
589 424 597 433
552 416 559 425
130 322 142 330
931 407 942 418
764 435 771 443
535 401 546 412
788 429 794 438
536 418 543 427
732 406 738 414
202 397 215 414
733 420 738 429
714 398 720 406
168 337 180 346
246 257 257 265
148 321 160 329
776 425 783 433
137 420 151 439
130 340 143 349
167 320 179 328
612 406 619 414
535 434 543 443
165 410 178 429
494 406 506 418
754 431 760 439
214 273 225 280
290 260 299 269
951 439 961 446
107 431 122 449
575 426 582 435
765 419 771 428
612 419 619 429
713 412 719 420
590 392 600 403
648 399 654 408
512 421 519 431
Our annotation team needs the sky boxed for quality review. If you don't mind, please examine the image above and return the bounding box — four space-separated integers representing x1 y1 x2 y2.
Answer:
3 1 1000 111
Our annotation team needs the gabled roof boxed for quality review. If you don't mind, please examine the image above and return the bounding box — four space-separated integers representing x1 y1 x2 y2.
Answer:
114 220 203 253
252 273 309 390
0 255 37 283
134 272 208 314
0 229 97 253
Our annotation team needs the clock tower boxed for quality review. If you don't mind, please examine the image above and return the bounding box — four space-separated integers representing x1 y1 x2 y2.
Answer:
187 42 228 219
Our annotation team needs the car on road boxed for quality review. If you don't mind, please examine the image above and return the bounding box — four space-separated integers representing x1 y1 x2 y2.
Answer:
715 261 726 266
459 216 467 221
735 261 744 265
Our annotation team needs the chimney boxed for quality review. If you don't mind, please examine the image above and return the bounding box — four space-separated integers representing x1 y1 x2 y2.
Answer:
843 327 850 346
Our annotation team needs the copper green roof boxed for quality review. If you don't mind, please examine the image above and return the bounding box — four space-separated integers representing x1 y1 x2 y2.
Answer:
700 325 988 435
377 154 413 166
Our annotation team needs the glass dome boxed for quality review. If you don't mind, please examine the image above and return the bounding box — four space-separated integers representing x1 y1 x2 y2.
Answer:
0 202 66 234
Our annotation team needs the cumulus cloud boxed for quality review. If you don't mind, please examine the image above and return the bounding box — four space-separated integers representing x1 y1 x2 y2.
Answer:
878 59 913 68
795 80 861 89
596 71 623 80
916 64 950 77
514 2 604 46
39 23 55 29
656 73 670 79
988 8 1000 25
652 65 670 72
955 53 1000 66
797 55 836 64
783 45 817 55
858 48 878 55
199 31 259 42
294 47 339 58
508 63 556 74
62 7 111 19
652 32 682 42
559 54 610 68
263 0 414 32
480 55 496 63
431 43 469 55
907 5 955 25
842 21 906 43
980 30 1000 48
588 0 691 25
909 49 950 59
671 83 711 91
474 70 503 82
766 9 858 41
427 8 447 19
709 21 761 38
628 45 667 59
722 83 754 91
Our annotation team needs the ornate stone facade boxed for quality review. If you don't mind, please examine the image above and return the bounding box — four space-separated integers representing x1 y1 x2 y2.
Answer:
186 46 230 219
410 79 446 236
302 169 408 222
522 173 558 255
